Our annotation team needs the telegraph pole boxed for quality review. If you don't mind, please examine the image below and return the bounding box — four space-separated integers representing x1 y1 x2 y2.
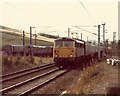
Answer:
113 32 116 55
23 31 25 55
102 23 106 44
68 28 70 38
81 33 82 40
98 25 101 61
113 32 116 41
102 23 106 52
30 26 32 45
87 36 89 42
30 26 33 60
35 31 37 45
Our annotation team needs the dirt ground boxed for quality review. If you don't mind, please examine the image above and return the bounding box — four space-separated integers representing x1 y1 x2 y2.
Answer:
65 60 119 94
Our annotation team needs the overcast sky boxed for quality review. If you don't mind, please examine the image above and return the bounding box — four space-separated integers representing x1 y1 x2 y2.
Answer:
0 0 118 41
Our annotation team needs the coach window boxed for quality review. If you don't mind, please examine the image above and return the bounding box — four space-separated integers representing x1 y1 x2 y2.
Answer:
55 41 63 47
80 44 84 47
64 41 73 47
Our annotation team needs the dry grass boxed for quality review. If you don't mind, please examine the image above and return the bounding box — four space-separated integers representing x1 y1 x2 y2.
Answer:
2 54 53 74
69 64 101 94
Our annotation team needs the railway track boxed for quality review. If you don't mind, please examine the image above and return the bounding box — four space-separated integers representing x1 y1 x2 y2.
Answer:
1 63 57 89
1 67 70 95
0 63 55 83
1 62 55 78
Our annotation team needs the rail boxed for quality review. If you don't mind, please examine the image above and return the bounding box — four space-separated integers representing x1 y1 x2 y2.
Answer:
0 68 59 93
1 62 55 78
0 63 55 83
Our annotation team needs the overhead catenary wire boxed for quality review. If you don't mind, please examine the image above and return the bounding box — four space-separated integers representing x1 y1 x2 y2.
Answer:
32 26 52 34
78 0 96 23
73 25 97 27
38 26 52 34
74 26 97 35
5 2 24 11
73 26 103 37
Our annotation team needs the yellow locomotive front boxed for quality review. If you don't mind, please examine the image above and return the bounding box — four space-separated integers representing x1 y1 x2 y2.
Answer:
53 38 76 68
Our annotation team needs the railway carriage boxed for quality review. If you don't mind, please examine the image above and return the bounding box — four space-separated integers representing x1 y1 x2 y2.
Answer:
3 45 53 57
24 45 53 57
3 45 24 55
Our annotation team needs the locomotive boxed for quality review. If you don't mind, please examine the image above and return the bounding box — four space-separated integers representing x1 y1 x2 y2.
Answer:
53 37 104 68
3 45 53 57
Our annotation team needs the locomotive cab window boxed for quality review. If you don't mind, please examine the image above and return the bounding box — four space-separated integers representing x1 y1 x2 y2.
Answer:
55 41 63 47
64 41 73 47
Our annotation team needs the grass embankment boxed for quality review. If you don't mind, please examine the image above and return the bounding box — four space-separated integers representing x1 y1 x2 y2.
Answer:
1 31 53 49
68 64 102 94
2 55 53 74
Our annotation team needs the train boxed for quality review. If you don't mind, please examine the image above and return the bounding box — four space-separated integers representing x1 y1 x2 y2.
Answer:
53 37 104 68
3 45 53 57
25 45 53 57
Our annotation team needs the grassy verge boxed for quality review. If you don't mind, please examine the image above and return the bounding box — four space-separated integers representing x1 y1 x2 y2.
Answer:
2 54 53 74
68 64 101 94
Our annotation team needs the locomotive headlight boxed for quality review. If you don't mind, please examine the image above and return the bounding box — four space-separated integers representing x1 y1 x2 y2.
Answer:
70 54 73 57
55 54 58 57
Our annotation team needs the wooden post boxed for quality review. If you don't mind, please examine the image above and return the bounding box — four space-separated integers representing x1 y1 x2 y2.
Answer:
23 31 25 55
30 26 33 61
98 25 100 61
68 28 70 38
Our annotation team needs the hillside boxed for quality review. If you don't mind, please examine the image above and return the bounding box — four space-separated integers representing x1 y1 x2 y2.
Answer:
39 33 59 39
0 31 53 50
0 25 55 42
0 25 22 33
